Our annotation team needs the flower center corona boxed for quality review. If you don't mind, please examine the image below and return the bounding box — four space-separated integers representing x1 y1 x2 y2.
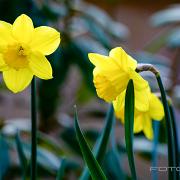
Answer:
3 43 30 69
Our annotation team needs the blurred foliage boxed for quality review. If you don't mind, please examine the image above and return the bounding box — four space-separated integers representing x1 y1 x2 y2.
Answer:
37 0 129 131
150 4 180 108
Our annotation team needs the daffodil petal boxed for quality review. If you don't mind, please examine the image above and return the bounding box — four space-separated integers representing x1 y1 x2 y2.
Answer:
131 70 150 111
114 109 124 123
88 53 110 68
131 70 149 90
134 114 143 133
28 52 53 79
3 68 33 93
12 14 34 43
149 93 164 120
113 92 126 113
143 114 154 140
109 47 137 70
0 21 14 46
135 89 150 112
30 26 60 55
0 54 9 71
114 84 150 113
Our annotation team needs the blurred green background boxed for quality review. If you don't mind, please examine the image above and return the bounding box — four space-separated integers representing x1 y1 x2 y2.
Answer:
0 0 180 179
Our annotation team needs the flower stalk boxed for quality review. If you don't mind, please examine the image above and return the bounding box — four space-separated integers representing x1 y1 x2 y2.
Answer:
136 64 177 179
168 103 179 180
31 77 37 180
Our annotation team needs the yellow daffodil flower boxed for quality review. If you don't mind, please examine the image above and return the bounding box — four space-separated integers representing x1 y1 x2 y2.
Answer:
0 14 60 93
88 47 150 111
113 92 164 140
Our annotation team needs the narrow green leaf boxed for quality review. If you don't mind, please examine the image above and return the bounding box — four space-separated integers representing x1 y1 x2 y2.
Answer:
56 158 67 180
15 132 28 180
109 118 125 180
156 75 176 179
74 107 107 180
80 105 114 180
124 79 137 180
0 135 10 179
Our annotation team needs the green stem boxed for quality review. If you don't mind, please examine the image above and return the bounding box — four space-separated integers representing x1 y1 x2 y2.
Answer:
156 74 176 180
168 104 179 179
31 77 37 180
136 64 177 179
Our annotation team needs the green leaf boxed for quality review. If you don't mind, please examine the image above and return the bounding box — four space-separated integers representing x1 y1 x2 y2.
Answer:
15 132 28 180
56 158 67 180
103 149 125 180
105 119 125 180
0 135 10 179
80 105 114 180
74 107 107 180
124 79 137 180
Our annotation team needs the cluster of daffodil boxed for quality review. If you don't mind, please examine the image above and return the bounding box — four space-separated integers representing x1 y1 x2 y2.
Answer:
0 14 60 93
0 14 164 140
88 47 164 140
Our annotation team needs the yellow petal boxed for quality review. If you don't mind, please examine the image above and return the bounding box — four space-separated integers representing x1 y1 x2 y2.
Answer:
113 91 125 113
149 93 164 120
88 53 110 68
135 89 150 112
114 85 149 113
109 47 137 70
114 109 124 123
143 114 154 140
28 52 53 79
131 70 150 111
114 103 144 133
130 70 149 90
30 26 60 55
3 68 33 93
12 14 34 43
0 54 9 71
134 113 143 133
0 21 15 46
93 67 128 102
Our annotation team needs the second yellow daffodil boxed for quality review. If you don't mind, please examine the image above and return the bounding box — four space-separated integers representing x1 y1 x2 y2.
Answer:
0 14 60 93
88 47 150 111
113 92 164 140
